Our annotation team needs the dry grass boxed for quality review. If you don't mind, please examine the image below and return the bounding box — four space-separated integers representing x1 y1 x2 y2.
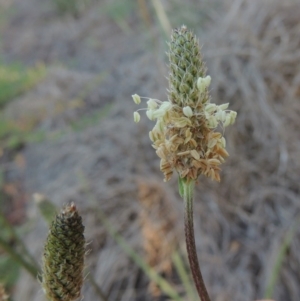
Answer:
138 180 178 297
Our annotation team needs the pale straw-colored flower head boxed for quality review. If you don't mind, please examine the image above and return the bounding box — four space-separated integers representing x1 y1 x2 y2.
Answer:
133 25 236 182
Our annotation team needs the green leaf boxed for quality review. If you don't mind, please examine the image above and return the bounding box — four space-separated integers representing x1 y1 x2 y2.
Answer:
0 255 20 287
178 177 185 198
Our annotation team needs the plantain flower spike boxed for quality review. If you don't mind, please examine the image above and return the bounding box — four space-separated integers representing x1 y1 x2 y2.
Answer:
41 203 85 301
132 25 237 183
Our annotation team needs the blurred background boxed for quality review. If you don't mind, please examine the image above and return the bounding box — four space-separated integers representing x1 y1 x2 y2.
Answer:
0 0 300 300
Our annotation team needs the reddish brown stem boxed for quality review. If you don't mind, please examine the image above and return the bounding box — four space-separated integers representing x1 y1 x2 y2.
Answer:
183 181 211 301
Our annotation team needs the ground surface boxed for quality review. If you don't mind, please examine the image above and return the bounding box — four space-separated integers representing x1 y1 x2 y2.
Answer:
1 1 300 301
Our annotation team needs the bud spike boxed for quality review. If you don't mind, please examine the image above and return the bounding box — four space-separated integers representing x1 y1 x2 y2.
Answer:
41 203 85 301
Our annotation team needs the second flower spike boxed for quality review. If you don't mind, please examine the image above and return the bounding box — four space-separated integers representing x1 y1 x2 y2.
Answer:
41 203 85 301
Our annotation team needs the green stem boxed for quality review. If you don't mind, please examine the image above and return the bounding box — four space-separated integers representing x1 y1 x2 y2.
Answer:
77 173 182 301
0 210 39 268
183 180 211 301
0 236 39 279
87 273 109 301
96 207 182 301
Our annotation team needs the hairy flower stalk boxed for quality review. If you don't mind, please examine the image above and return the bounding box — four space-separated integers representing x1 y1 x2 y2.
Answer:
183 179 211 301
132 25 236 301
41 203 85 301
